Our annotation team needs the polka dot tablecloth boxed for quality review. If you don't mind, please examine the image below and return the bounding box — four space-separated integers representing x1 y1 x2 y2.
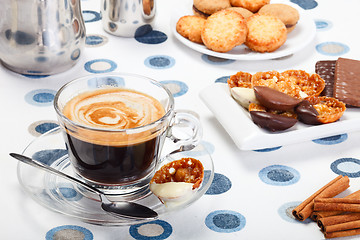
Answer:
2 0 360 239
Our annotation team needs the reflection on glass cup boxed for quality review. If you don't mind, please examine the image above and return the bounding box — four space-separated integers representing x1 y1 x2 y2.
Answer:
101 0 156 37
54 73 202 197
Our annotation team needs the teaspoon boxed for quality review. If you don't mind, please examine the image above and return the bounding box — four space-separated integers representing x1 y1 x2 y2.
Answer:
10 153 158 220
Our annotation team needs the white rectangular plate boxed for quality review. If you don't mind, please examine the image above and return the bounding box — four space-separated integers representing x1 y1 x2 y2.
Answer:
200 83 360 150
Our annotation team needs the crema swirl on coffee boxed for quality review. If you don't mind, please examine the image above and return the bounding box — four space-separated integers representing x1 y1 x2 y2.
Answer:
63 88 165 129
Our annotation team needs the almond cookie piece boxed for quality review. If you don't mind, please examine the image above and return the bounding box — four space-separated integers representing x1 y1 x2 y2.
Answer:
306 96 346 124
228 71 252 88
150 158 204 203
176 15 206 44
252 70 303 99
193 0 231 18
245 14 287 53
201 9 248 53
281 70 325 98
230 0 270 13
258 3 300 33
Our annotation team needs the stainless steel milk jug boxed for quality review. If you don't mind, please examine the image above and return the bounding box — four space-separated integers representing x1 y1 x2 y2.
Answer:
0 0 86 75
101 0 156 37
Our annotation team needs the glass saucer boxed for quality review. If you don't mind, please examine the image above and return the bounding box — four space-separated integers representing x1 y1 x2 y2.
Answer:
17 127 214 226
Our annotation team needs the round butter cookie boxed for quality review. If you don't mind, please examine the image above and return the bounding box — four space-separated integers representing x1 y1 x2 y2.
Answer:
176 15 206 44
245 14 287 53
230 0 270 13
227 7 253 19
193 0 231 18
201 9 248 53
258 4 300 33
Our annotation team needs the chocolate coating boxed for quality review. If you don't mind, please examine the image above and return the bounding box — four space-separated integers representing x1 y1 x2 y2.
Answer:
250 111 297 132
334 58 360 107
295 100 321 125
253 86 301 111
315 60 336 97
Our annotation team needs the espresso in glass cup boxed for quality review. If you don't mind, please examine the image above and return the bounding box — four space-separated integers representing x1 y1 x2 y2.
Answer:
54 73 202 198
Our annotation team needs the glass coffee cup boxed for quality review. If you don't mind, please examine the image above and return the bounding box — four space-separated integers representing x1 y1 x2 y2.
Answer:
54 73 202 198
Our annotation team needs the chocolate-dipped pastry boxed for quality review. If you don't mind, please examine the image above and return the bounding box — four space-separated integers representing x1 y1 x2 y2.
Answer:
250 111 297 132
295 100 321 125
253 86 302 111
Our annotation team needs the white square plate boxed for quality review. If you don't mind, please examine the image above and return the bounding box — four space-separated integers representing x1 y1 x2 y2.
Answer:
200 83 360 150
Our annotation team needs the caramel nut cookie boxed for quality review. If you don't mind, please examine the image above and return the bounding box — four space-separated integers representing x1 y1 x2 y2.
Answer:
230 0 270 13
193 0 231 18
258 3 300 33
245 14 287 53
176 15 206 44
201 9 248 53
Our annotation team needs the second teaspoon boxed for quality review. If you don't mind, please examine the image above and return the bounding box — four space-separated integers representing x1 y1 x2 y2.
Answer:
10 153 158 220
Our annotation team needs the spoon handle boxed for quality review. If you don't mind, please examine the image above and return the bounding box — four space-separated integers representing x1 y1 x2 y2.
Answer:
9 153 101 195
11 152 158 220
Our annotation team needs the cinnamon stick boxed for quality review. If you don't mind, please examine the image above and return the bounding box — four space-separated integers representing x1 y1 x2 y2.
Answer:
311 190 360 221
314 198 360 212
292 175 350 221
324 228 360 239
318 213 360 232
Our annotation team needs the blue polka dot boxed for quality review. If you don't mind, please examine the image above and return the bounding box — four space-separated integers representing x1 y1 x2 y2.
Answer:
21 74 50 79
135 30 167 44
56 183 83 201
129 220 172 240
28 121 59 136
254 146 282 152
32 149 68 166
215 76 230 83
86 34 108 47
315 19 333 31
290 0 318 10
70 48 81 61
205 210 246 233
160 80 188 97
59 187 77 198
144 55 175 69
5 30 35 45
82 10 101 23
312 134 348 145
87 75 125 88
35 56 48 62
46 225 93 240
316 42 350 56
206 173 232 195
331 158 360 178
278 201 312 223
34 122 59 134
25 89 57 106
84 59 117 73
134 25 154 38
201 55 235 65
259 165 300 186
34 92 53 103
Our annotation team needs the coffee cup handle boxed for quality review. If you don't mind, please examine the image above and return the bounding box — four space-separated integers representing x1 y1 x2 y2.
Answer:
166 110 203 152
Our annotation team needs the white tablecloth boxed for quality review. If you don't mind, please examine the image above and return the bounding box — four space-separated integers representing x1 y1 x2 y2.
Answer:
2 0 360 239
